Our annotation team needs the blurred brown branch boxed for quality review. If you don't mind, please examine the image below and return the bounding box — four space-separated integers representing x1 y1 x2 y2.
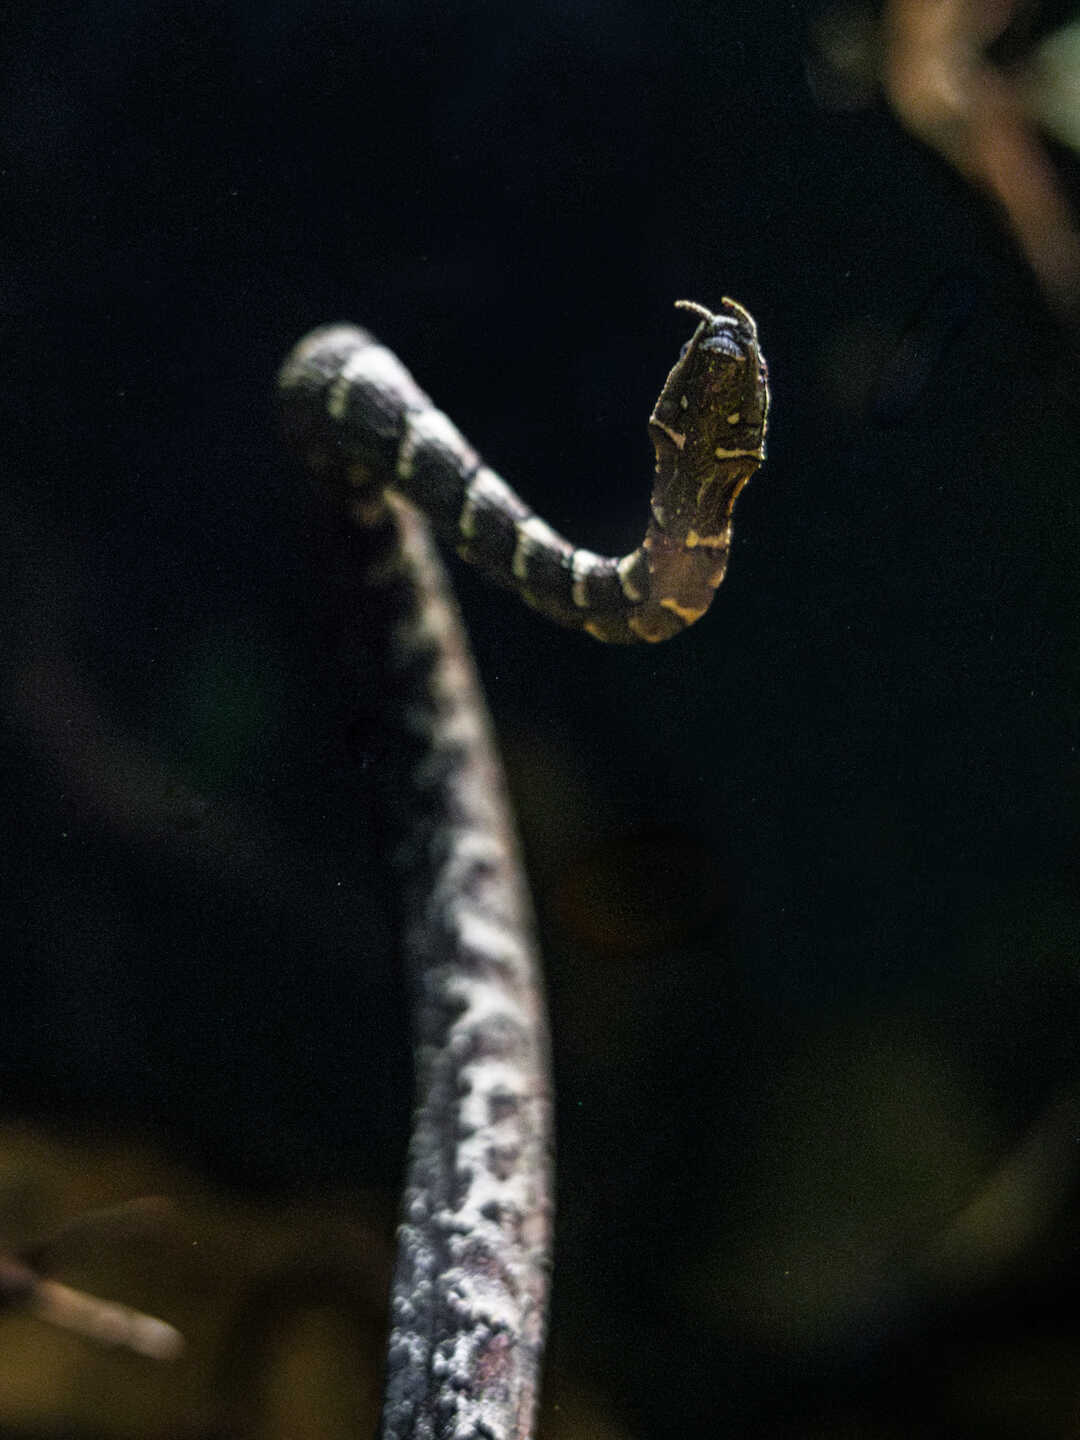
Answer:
0 1199 184 1361
882 0 1080 324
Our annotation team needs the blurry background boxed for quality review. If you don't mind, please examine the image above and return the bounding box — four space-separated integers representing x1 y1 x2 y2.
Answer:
3 0 1079 1435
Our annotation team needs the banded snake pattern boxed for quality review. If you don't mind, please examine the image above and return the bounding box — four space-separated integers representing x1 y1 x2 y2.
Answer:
277 298 769 1440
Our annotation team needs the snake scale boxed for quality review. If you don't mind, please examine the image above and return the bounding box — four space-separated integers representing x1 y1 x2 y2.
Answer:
277 298 769 1440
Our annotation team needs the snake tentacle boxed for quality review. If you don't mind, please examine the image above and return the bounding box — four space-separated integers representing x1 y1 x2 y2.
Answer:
277 300 768 1440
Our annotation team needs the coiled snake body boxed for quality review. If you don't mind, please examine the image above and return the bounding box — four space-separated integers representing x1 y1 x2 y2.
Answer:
278 299 769 1440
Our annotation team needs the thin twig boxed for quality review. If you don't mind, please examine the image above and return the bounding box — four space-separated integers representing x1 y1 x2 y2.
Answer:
0 1251 184 1360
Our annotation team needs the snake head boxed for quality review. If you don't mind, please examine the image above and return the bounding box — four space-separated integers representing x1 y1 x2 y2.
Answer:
633 299 770 640
648 299 769 542
670 298 767 454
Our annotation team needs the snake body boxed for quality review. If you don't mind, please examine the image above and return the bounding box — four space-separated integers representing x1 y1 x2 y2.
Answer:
277 300 768 1440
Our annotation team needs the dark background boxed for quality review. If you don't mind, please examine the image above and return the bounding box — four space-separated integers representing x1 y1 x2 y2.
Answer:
4 1 1080 1435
